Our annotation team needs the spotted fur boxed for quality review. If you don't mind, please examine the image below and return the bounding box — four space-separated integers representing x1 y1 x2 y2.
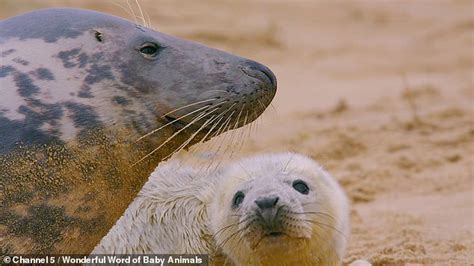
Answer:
0 8 276 254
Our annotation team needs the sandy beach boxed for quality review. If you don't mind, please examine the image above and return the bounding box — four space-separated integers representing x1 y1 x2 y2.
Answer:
1 0 473 264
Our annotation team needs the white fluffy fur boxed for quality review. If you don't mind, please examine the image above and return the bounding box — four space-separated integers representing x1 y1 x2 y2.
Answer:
93 152 352 265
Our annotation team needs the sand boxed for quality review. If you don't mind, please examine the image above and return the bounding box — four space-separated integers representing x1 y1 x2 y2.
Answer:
1 0 472 265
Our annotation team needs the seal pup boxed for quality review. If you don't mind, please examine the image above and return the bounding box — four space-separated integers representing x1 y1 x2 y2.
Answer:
0 8 276 254
93 153 351 265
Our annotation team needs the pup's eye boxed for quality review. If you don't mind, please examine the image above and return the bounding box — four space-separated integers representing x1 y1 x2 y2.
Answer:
232 191 245 208
292 180 309 195
139 43 159 57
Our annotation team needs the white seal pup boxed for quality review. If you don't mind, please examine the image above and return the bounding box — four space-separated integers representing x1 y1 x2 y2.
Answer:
0 8 276 253
93 153 351 265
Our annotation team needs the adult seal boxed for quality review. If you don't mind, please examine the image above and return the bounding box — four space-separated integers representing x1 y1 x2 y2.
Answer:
0 8 276 254
93 153 351 265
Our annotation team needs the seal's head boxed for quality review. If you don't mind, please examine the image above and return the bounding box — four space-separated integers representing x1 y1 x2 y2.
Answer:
0 8 276 152
209 153 349 265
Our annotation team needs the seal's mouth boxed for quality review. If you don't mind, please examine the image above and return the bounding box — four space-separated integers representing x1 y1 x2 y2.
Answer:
266 232 284 237
164 115 187 129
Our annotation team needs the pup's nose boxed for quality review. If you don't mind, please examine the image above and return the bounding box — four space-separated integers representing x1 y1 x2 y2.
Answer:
255 196 279 210
241 60 277 91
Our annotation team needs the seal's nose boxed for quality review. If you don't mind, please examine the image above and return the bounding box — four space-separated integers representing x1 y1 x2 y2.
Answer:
241 60 277 90
255 196 279 210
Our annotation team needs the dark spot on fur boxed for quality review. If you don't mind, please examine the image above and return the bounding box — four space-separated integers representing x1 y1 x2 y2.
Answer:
0 65 15 78
64 101 102 130
76 205 91 213
12 57 29 66
118 62 157 94
0 96 63 153
33 67 55 80
0 111 63 154
112 96 130 106
78 53 89 68
84 64 114 84
1 49 16 57
14 72 40 97
7 190 34 204
78 85 94 98
1 205 74 252
90 52 104 63
79 215 106 233
82 192 97 203
57 48 81 68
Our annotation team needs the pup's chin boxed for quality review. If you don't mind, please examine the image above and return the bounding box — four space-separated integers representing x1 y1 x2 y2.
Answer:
251 233 308 254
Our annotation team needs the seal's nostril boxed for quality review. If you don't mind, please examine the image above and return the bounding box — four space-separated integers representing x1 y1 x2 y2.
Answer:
255 196 279 209
242 60 277 89
260 68 277 88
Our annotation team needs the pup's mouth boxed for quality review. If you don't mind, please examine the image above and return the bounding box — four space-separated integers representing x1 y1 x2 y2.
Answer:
266 232 284 238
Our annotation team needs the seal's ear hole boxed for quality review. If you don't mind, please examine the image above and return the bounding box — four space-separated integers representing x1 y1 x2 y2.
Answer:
94 31 103 42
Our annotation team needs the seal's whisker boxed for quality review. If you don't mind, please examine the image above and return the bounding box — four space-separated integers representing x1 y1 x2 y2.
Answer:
284 209 337 223
252 235 266 250
191 102 237 160
224 106 247 159
237 162 253 179
291 218 335 262
111 1 135 20
196 115 224 146
244 110 253 141
213 114 233 148
144 9 153 29
301 219 348 240
227 105 246 159
251 109 259 135
196 102 237 144
213 223 239 238
163 111 219 160
269 102 278 115
214 111 236 155
200 115 233 169
213 215 254 238
219 219 255 248
136 104 210 142
134 0 147 27
125 0 138 24
132 110 212 166
203 105 235 156
282 152 297 172
235 108 250 154
185 114 227 173
160 98 218 118
256 98 267 114
283 214 339 260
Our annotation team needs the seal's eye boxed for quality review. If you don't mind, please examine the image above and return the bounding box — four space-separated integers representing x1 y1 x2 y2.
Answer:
292 180 309 195
232 191 245 208
139 43 159 57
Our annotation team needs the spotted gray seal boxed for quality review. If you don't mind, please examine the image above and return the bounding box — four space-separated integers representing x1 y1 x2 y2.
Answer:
0 8 276 254
93 153 351 265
